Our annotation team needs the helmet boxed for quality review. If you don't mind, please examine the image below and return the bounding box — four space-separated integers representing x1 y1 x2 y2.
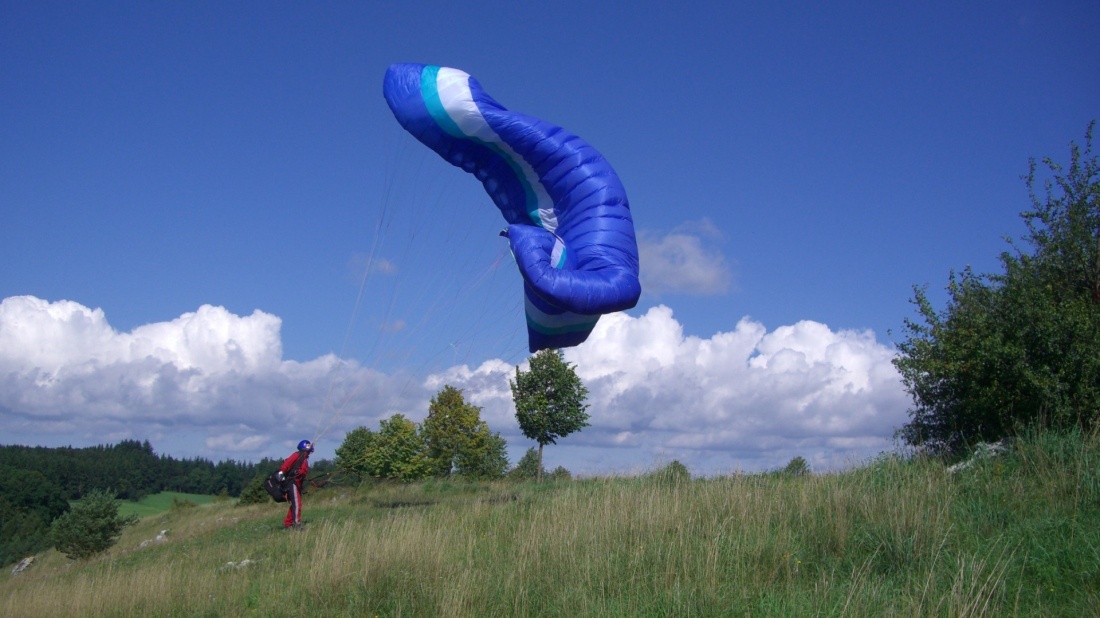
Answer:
297 440 314 453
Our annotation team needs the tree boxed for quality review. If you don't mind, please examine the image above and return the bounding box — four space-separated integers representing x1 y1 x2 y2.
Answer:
510 349 590 482
783 456 810 476
894 124 1100 453
236 475 271 506
421 385 509 479
547 466 572 481
651 460 690 486
334 415 430 482
0 468 71 567
50 488 138 561
455 431 509 480
334 426 379 479
506 447 545 481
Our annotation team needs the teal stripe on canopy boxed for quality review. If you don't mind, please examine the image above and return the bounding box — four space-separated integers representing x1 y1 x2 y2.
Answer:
419 66 464 138
419 66 544 228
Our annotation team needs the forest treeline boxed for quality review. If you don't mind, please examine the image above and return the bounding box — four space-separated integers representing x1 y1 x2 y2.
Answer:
0 439 288 501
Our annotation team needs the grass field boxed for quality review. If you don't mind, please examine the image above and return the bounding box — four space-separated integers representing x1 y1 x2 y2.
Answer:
112 492 220 519
4 429 1097 617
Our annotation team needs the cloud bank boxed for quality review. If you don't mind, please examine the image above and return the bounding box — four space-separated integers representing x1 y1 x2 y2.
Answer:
0 296 909 472
0 296 418 458
440 306 909 472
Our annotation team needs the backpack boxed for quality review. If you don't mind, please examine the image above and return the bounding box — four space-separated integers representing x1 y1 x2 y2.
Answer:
263 453 305 503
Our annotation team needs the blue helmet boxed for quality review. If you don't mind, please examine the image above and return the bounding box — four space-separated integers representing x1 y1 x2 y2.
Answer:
297 440 314 453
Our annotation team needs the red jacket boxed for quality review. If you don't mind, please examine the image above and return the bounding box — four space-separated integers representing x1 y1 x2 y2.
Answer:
279 451 310 490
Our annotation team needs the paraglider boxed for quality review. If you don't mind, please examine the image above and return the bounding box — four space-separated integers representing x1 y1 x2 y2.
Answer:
383 64 641 352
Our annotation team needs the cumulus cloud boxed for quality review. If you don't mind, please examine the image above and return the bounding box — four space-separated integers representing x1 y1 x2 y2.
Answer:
440 306 910 473
0 296 908 473
205 433 269 452
638 218 734 295
0 296 424 460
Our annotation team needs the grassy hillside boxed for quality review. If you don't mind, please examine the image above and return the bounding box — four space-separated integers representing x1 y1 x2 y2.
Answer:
2 430 1097 617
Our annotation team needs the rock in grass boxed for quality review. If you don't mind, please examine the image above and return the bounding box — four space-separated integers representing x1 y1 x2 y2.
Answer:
948 439 1015 474
10 556 34 575
218 558 259 573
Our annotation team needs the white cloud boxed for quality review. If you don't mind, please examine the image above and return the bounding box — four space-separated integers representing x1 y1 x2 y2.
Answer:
0 296 909 473
439 306 910 473
637 218 734 295
205 433 269 452
0 296 423 460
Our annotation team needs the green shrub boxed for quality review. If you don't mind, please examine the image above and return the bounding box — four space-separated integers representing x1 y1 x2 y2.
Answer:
237 475 272 506
783 456 810 476
169 496 198 511
547 466 572 481
651 460 691 485
506 448 544 481
50 489 138 560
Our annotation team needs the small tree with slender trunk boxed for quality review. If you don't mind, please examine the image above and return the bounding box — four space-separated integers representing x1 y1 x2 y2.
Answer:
510 349 590 482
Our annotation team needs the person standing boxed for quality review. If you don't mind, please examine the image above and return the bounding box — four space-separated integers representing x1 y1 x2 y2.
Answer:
278 440 313 529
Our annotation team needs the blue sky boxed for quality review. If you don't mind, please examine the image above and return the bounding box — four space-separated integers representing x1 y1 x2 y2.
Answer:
2 1 1097 472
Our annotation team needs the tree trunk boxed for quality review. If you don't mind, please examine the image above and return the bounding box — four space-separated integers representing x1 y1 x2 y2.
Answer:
537 442 544 483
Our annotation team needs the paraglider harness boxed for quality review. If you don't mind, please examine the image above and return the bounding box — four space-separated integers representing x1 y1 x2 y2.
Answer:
263 454 307 503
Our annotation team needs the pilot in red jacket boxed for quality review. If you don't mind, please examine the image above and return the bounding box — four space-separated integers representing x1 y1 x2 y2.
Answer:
278 440 313 529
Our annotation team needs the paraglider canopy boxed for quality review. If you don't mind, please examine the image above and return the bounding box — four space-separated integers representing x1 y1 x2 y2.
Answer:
383 64 641 352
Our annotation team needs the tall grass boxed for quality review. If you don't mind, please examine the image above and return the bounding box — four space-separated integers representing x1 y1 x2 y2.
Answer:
2 429 1097 617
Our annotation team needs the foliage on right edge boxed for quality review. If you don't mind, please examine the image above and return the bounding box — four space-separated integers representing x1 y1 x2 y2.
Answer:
894 123 1100 454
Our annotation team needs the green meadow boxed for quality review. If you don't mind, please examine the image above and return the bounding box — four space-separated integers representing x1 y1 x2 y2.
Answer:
66 491 218 520
4 429 1097 617
113 492 220 519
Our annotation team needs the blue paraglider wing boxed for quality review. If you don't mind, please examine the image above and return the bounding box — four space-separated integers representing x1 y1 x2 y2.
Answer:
383 64 641 352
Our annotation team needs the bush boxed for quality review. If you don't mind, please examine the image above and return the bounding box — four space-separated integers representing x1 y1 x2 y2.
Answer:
547 466 572 481
504 449 572 482
237 475 272 506
335 415 431 482
50 489 138 560
651 460 691 485
783 456 810 476
506 448 544 481
169 496 198 511
454 431 510 480
894 126 1100 453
